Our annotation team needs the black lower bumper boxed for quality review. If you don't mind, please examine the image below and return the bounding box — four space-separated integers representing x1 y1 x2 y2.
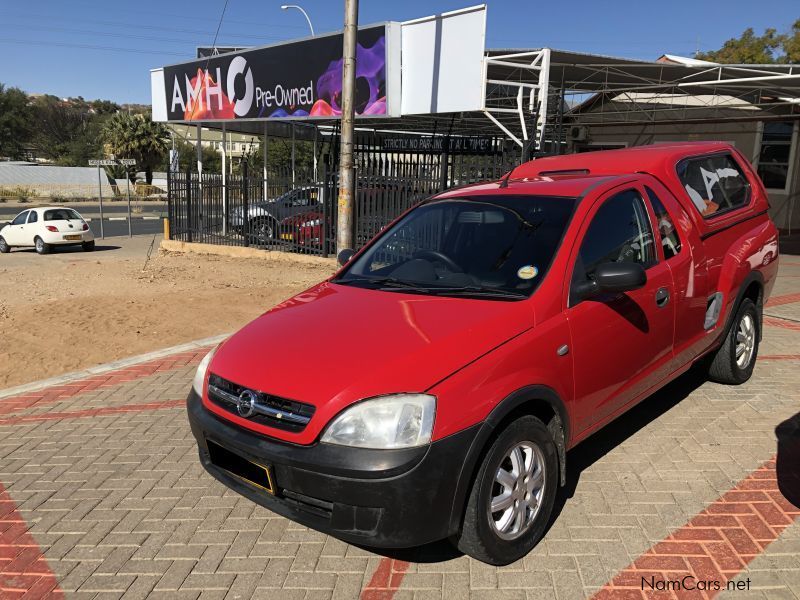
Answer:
186 389 480 548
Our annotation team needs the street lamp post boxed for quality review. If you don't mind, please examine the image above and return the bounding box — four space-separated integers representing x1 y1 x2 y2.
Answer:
280 4 315 37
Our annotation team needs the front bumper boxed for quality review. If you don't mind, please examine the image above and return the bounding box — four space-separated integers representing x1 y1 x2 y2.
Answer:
187 389 479 548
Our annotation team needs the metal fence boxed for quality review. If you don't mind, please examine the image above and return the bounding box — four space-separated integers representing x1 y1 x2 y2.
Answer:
168 136 515 257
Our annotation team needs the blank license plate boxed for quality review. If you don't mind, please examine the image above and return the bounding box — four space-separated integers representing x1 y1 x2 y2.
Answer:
206 439 275 494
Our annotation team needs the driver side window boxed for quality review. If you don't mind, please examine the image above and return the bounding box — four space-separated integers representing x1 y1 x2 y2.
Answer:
11 211 29 226
571 189 655 302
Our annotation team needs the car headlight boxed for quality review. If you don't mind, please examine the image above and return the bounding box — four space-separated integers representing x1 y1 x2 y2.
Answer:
192 345 219 396
301 218 321 228
320 394 436 449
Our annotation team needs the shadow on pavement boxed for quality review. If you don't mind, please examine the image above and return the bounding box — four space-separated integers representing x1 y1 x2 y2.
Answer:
776 412 800 509
364 365 709 564
11 245 121 254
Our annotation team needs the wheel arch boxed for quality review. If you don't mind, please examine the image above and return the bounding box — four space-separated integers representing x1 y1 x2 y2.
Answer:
722 270 765 343
447 385 570 536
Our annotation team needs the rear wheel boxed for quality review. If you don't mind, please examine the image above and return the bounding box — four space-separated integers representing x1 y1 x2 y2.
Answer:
82 241 95 252
0 236 9 253
708 298 759 384
453 415 558 565
35 237 50 255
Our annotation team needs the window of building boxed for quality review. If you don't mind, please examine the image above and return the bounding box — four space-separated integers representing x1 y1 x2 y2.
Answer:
676 154 750 218
645 187 681 259
571 189 656 304
757 121 793 190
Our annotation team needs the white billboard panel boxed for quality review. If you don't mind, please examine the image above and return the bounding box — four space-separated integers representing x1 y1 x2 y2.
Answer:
400 4 487 115
150 69 168 122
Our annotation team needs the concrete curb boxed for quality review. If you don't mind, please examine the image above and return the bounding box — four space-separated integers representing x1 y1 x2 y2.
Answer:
0 334 230 400
160 239 338 266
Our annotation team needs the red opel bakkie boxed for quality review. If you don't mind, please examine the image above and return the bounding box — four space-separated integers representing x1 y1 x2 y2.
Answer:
187 142 779 565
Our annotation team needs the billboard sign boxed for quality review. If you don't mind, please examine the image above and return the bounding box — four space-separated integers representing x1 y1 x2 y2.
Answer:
158 25 394 122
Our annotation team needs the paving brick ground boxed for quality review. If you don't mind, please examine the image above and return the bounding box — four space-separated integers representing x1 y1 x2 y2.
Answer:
1 261 799 600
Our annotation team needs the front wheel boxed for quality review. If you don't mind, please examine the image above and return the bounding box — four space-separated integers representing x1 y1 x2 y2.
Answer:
35 237 50 255
453 415 558 565
0 236 9 253
708 297 760 384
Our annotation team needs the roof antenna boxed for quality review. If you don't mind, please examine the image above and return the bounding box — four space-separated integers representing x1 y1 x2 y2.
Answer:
498 166 514 189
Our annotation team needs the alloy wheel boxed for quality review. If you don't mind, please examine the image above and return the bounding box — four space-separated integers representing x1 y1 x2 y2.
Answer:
487 441 546 540
736 313 756 369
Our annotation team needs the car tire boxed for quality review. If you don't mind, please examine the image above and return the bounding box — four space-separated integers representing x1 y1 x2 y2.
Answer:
708 297 759 384
82 241 95 252
0 236 9 254
35 237 50 255
248 218 276 245
453 415 558 565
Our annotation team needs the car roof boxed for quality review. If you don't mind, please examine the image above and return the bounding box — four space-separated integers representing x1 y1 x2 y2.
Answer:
31 206 82 212
511 141 734 180
436 173 631 201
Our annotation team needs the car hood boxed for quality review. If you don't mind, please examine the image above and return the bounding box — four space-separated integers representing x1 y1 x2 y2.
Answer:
207 281 534 444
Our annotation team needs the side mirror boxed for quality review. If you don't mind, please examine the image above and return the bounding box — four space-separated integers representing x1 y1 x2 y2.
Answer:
337 248 355 266
573 261 647 302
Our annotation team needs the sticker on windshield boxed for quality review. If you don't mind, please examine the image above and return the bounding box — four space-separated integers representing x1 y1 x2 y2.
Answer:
517 265 538 280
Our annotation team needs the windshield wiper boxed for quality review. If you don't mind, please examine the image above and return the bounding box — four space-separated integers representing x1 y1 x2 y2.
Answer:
432 286 528 300
335 276 431 290
336 278 527 300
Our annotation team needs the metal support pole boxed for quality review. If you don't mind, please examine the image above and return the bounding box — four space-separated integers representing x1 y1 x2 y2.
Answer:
264 122 269 202
126 176 132 238
196 124 203 175
534 48 551 153
196 124 203 214
337 0 358 254
221 123 227 235
291 123 296 185
313 125 318 180
97 164 105 240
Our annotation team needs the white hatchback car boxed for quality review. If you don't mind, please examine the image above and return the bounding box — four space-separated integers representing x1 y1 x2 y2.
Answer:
0 207 95 254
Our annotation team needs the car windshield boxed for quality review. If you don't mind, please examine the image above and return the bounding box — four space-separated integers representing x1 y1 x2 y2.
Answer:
44 209 81 221
335 195 576 300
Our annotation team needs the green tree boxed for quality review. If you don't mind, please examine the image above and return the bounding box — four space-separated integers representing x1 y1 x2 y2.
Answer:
102 112 169 183
0 83 33 160
30 95 105 165
244 138 315 175
696 27 783 63
174 139 222 173
781 19 800 63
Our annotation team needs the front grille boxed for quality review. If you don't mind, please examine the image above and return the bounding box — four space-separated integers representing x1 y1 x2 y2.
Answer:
207 373 315 433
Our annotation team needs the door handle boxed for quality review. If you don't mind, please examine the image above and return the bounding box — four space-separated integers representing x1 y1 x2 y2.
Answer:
655 287 670 308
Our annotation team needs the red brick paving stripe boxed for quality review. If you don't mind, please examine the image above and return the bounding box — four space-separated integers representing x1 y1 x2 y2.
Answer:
765 292 800 308
360 557 410 600
0 349 209 417
0 484 63 599
763 316 800 331
0 400 185 426
592 458 800 600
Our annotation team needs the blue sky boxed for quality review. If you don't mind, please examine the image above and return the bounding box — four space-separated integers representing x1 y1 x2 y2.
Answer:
0 0 796 104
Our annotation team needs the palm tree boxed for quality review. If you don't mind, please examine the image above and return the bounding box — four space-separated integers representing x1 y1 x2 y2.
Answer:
102 112 169 184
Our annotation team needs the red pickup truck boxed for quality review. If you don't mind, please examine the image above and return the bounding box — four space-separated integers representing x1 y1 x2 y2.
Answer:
187 142 779 565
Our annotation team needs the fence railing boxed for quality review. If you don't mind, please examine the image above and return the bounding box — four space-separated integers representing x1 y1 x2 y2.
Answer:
168 153 516 257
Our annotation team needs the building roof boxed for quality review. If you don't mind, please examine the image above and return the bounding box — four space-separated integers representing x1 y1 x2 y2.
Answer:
0 163 114 192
